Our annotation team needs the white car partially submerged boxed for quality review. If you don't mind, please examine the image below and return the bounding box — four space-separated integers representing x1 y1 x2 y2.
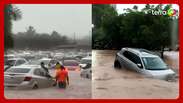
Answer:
114 48 175 80
4 65 55 89
4 58 28 71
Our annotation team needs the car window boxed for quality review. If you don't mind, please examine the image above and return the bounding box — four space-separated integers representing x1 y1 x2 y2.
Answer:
15 60 21 66
142 57 167 70
6 68 30 73
34 69 46 76
19 60 26 65
4 60 16 66
123 51 143 67
34 69 41 76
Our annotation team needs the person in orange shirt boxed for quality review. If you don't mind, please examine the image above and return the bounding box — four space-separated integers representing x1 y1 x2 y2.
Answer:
56 65 69 88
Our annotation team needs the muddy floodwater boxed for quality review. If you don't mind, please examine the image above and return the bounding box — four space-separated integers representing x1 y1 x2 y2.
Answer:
92 50 179 99
5 70 91 99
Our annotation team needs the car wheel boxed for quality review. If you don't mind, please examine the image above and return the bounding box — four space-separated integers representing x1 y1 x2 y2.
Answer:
114 60 121 69
32 84 38 89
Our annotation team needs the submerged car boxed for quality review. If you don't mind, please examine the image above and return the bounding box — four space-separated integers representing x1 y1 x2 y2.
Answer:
79 57 92 68
4 65 55 89
4 58 28 71
114 48 175 80
80 64 92 79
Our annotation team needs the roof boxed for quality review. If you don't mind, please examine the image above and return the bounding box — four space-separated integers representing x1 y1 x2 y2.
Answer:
82 56 92 60
122 48 159 58
7 58 25 60
11 64 40 69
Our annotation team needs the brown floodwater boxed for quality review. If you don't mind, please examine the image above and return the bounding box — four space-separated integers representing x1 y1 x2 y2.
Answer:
92 50 179 99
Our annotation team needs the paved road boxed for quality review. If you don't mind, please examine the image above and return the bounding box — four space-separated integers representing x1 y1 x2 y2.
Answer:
92 50 179 99
4 70 91 99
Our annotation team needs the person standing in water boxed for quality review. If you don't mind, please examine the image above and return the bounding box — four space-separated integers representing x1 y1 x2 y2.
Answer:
55 65 69 88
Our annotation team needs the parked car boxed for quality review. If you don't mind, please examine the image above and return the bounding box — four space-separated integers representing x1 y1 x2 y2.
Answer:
114 48 175 80
80 63 92 79
79 57 92 68
4 58 28 71
4 54 16 60
4 65 55 89
63 60 80 71
27 58 60 69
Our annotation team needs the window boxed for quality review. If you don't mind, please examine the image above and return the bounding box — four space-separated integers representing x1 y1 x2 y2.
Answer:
142 57 167 70
34 69 41 76
34 69 46 76
6 68 30 73
123 51 143 68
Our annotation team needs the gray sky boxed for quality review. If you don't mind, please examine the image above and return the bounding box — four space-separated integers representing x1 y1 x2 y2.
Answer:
117 4 179 14
12 4 91 38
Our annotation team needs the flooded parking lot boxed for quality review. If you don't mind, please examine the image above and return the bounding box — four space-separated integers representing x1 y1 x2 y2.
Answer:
92 50 179 99
5 70 91 99
4 49 91 99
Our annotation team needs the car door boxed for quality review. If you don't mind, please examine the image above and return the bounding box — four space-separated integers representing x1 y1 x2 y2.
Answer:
33 69 48 88
39 69 53 87
126 52 144 73
118 50 132 69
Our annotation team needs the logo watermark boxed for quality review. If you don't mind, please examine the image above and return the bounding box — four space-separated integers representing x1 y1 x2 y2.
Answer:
146 8 178 17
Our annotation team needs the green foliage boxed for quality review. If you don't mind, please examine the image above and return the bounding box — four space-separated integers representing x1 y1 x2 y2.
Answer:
13 26 69 50
4 4 22 50
92 4 179 50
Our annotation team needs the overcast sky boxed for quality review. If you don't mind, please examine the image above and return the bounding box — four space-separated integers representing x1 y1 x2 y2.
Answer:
12 4 178 38
12 4 91 38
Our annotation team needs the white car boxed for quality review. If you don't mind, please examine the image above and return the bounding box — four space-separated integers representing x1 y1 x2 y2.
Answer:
80 68 92 79
4 65 55 89
114 48 175 80
4 58 28 71
79 57 92 68
27 58 60 69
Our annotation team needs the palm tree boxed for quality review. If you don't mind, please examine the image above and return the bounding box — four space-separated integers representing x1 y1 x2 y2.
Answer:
4 4 22 49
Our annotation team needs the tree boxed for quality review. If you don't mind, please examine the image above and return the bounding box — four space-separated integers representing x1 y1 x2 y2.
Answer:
4 4 22 50
92 4 178 52
92 4 118 49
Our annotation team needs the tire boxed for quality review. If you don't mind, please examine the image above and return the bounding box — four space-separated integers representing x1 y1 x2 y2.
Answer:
32 84 38 89
114 60 121 69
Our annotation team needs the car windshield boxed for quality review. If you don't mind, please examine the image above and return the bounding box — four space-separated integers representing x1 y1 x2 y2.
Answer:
81 59 91 64
6 68 30 73
4 60 16 66
142 57 168 70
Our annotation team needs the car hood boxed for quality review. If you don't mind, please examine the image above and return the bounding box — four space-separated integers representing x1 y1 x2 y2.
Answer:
145 69 175 79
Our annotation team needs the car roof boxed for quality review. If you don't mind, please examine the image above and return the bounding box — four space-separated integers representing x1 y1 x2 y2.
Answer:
64 60 78 62
82 57 92 60
39 58 52 61
122 48 159 58
7 58 25 60
11 65 41 69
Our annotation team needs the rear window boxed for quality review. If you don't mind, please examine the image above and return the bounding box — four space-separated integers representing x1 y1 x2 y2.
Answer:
4 60 16 66
81 59 91 64
6 68 31 73
64 61 78 66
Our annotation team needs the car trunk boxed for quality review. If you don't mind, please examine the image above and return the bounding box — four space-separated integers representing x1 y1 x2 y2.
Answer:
4 73 27 84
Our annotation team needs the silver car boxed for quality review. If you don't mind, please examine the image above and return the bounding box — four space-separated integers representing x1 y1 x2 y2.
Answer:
4 65 55 89
4 58 28 71
114 48 175 80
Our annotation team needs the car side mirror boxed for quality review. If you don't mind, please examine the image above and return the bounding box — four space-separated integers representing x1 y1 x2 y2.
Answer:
137 63 143 68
